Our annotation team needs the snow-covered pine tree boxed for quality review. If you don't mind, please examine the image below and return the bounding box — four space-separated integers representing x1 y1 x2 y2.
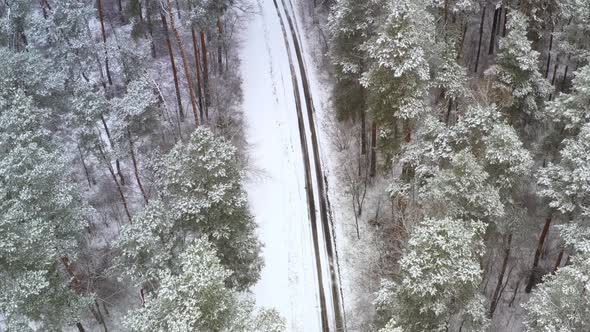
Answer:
115 128 262 291
485 11 550 127
361 0 435 153
524 253 590 331
0 90 92 331
376 217 489 332
122 238 284 332
328 0 380 153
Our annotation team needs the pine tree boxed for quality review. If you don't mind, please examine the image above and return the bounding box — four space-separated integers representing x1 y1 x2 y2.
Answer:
0 91 92 331
544 63 590 133
122 238 284 332
115 128 263 291
376 217 489 332
524 254 590 331
485 11 550 125
361 0 435 153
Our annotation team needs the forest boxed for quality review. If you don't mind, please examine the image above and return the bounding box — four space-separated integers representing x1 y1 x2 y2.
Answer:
0 0 589 331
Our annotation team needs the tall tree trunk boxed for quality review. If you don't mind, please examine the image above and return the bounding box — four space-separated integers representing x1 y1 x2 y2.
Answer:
445 98 453 125
200 30 210 119
360 109 367 155
137 0 143 21
192 28 204 121
561 57 571 92
552 249 564 274
403 120 412 143
127 128 148 204
175 0 181 18
76 323 86 332
161 13 185 121
490 233 512 317
489 7 500 55
497 5 504 35
60 256 82 290
90 301 108 332
165 0 200 126
502 8 508 37
98 140 133 224
217 17 223 75
78 144 93 188
525 216 552 293
544 27 554 78
118 0 122 12
474 5 487 73
100 114 125 185
370 122 377 177
145 0 156 58
97 0 113 86
457 23 468 61
551 55 560 85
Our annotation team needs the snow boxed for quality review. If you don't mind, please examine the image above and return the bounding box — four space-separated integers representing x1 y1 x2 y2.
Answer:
239 0 324 330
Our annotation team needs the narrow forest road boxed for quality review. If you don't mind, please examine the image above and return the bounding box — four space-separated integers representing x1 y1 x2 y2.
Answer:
240 0 344 331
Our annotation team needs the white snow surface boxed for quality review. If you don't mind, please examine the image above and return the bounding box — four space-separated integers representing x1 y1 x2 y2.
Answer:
240 0 323 331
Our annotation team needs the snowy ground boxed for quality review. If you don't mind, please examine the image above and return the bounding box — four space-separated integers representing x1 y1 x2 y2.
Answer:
240 0 343 330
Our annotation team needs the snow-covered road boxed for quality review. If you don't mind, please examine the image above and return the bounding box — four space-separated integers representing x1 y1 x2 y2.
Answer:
240 0 344 331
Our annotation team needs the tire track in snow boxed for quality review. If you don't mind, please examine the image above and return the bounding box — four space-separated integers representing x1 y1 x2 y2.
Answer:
270 1 330 330
278 1 345 330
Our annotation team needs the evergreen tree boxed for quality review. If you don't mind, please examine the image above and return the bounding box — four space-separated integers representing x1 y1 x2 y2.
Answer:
485 11 550 125
0 91 92 331
361 0 435 152
123 238 284 332
544 63 590 133
115 128 263 291
376 217 489 332
524 254 590 331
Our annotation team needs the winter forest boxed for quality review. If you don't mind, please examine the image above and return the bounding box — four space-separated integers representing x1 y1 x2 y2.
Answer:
1 0 589 331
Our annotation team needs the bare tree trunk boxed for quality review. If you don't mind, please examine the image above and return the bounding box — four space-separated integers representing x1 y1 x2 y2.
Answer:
137 0 143 21
90 300 108 332
76 323 86 332
370 122 377 177
490 233 512 317
544 27 554 78
161 13 184 121
201 30 210 115
175 0 181 18
78 144 93 188
360 109 367 155
525 216 552 293
145 0 156 58
561 57 571 92
217 17 223 75
551 55 560 85
502 8 508 37
445 98 453 125
127 128 148 204
60 256 82 290
100 115 125 185
489 7 500 55
192 28 204 121
165 0 200 126
457 23 468 61
509 279 520 307
474 5 487 73
552 249 564 274
97 0 113 86
98 141 133 224
403 120 412 143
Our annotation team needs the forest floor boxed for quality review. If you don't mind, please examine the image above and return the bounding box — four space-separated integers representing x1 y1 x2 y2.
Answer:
239 0 344 330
